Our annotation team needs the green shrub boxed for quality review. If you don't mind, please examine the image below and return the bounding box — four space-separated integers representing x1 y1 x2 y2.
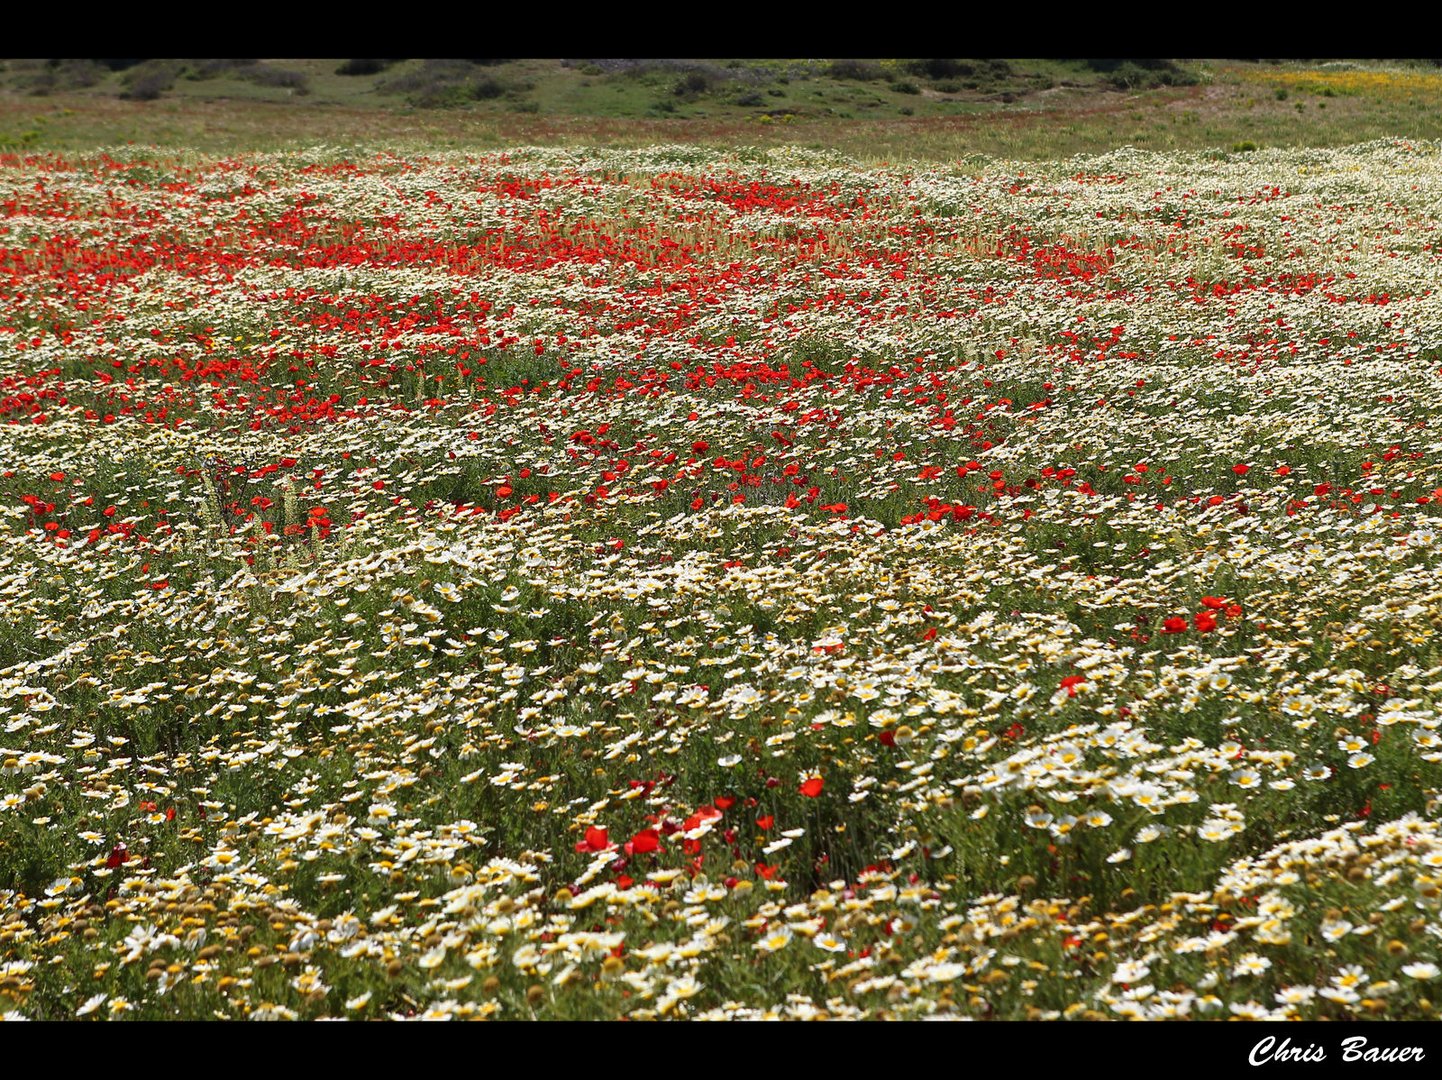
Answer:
1084 58 1199 91
377 59 507 108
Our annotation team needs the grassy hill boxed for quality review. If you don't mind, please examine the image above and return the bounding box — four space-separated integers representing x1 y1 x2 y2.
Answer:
0 58 1202 115
2 58 1442 159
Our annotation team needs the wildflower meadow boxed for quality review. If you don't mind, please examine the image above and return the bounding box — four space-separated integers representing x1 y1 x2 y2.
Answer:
0 134 1440 1022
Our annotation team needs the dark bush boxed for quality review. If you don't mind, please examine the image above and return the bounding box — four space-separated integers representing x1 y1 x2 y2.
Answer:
121 61 181 100
891 80 920 95
674 72 710 97
97 59 145 71
62 58 104 87
1087 59 1198 91
125 71 173 100
913 58 965 80
336 59 399 77
735 91 763 107
20 59 103 94
190 59 258 79
828 59 883 81
905 58 1008 81
381 59 476 92
246 65 309 92
378 59 508 106
407 84 472 108
1084 59 1129 72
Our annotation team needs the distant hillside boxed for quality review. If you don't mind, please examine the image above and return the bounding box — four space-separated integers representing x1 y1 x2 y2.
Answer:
0 58 1204 118
5 59 1442 159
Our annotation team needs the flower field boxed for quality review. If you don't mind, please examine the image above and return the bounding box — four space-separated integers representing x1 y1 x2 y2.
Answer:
0 139 1440 1021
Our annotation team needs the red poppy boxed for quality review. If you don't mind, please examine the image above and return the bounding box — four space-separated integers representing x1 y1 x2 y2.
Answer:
1194 611 1218 632
682 806 721 833
1200 596 1227 609
105 843 129 869
1161 616 1188 634
1058 674 1086 697
1232 463 1250 476
576 826 611 853
713 796 736 811
800 776 824 798
755 814 775 831
629 828 660 854
878 730 896 747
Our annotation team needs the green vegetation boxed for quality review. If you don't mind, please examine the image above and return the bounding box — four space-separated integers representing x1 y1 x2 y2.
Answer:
4 59 1442 161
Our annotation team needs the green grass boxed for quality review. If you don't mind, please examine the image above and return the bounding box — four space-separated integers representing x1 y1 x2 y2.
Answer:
5 59 1442 161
